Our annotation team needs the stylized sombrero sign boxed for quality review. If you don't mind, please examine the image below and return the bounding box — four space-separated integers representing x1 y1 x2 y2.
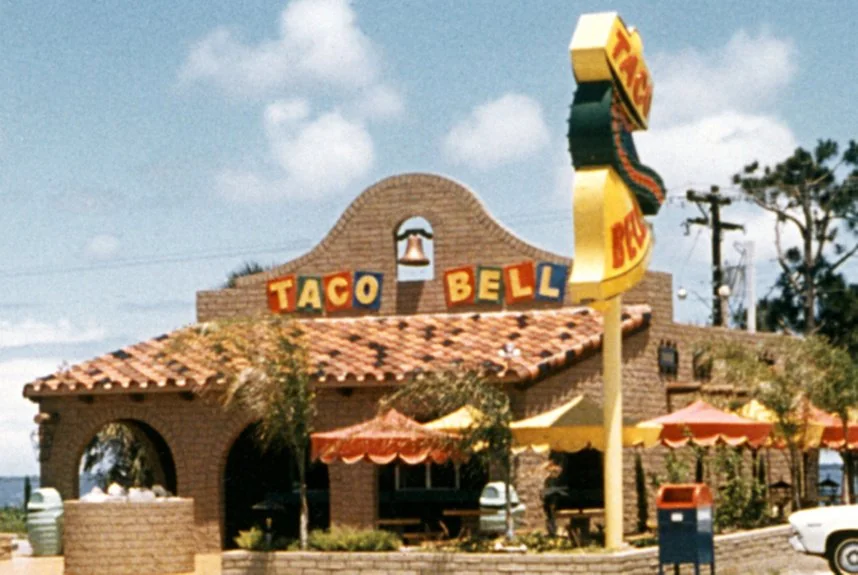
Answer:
567 12 666 303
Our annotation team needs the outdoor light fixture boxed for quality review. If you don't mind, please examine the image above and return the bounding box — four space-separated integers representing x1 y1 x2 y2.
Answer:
677 287 688 300
396 228 432 267
769 478 793 519
717 284 731 299
31 412 59 462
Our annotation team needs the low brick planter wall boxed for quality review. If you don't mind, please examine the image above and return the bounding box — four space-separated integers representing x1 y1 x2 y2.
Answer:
0 533 13 560
64 499 195 575
222 525 801 575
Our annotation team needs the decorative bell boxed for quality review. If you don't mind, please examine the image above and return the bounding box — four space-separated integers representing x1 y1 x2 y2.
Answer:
398 233 430 266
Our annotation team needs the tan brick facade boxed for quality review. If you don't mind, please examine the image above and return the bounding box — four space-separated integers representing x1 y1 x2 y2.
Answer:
64 499 195 574
31 173 797 551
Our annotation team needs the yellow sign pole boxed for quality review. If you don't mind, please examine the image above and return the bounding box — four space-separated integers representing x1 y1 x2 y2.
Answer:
602 295 623 550
567 12 665 550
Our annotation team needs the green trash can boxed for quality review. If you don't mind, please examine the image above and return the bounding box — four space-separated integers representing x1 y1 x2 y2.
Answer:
27 488 64 556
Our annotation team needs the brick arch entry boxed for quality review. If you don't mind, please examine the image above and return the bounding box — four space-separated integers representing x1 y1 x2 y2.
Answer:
51 409 184 500
77 419 178 496
220 422 330 548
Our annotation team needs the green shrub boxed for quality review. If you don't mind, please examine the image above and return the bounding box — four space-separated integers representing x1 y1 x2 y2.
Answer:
514 531 577 552
234 526 266 550
300 525 401 552
234 526 287 551
0 507 26 535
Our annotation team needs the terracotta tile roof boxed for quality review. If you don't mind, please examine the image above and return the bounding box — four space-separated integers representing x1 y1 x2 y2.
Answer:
22 305 650 398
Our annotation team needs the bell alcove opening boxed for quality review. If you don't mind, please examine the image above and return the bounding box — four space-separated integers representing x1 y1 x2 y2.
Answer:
395 216 434 282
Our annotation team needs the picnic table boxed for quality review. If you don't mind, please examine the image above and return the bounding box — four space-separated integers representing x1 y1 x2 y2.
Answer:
554 508 604 546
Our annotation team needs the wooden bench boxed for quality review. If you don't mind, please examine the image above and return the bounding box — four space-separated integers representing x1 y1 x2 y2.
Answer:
441 508 497 536
554 508 605 546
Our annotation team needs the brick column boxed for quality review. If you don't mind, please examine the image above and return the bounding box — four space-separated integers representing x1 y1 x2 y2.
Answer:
329 462 377 528
515 450 549 530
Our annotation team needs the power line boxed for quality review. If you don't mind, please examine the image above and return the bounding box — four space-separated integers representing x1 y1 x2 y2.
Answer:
0 239 312 280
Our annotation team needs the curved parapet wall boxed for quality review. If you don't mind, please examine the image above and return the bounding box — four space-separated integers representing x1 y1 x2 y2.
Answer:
197 173 576 320
64 499 195 575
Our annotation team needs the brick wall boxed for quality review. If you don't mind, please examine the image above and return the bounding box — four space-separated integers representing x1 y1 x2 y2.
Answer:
0 533 12 561
221 525 824 575
35 172 802 552
64 499 195 575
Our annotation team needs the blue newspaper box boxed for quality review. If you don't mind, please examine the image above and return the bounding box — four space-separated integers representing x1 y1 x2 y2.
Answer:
657 483 714 574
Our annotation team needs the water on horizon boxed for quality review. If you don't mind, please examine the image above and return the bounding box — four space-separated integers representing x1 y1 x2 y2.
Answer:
0 475 99 508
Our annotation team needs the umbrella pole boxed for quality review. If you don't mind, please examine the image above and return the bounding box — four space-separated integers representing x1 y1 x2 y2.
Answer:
603 295 623 549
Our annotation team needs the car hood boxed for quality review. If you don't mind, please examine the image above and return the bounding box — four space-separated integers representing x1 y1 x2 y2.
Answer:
790 504 858 526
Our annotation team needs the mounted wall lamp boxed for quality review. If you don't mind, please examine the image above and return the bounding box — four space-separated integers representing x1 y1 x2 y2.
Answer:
31 412 60 462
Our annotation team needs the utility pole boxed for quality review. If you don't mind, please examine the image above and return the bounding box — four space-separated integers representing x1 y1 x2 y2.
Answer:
685 186 744 326
745 240 756 333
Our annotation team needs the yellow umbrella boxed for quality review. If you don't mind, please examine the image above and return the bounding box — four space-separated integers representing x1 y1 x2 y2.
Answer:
425 405 484 432
510 394 661 454
736 399 825 449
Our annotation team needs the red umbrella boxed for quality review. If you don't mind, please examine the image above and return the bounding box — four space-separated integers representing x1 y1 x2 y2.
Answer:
642 400 772 448
813 408 858 450
311 409 459 465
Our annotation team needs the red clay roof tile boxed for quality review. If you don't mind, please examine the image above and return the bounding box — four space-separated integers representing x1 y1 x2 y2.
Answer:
23 305 650 397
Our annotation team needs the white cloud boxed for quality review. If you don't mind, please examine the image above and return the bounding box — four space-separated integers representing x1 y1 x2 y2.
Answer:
636 111 798 193
0 319 107 349
354 84 404 121
0 358 63 475
444 94 550 170
650 29 796 127
85 234 120 260
634 29 799 193
217 101 374 202
180 0 379 97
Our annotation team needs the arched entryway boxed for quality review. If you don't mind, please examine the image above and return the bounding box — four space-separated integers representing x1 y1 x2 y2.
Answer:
78 419 177 497
223 424 329 548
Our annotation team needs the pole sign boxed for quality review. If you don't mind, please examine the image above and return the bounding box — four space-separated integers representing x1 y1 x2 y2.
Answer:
567 12 666 303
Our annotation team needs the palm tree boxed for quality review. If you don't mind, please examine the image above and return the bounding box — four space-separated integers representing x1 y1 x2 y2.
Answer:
175 318 315 549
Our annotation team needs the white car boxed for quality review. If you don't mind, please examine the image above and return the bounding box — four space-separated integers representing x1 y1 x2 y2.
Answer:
789 505 858 574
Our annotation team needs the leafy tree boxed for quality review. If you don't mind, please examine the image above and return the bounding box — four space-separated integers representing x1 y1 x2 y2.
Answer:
82 422 155 490
379 367 515 538
173 317 315 549
634 449 648 533
733 139 858 334
23 477 31 510
706 338 819 509
224 261 270 288
803 337 858 503
712 446 767 531
746 259 858 356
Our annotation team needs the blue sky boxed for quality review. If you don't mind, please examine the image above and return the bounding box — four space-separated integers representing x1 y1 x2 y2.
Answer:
0 1 855 474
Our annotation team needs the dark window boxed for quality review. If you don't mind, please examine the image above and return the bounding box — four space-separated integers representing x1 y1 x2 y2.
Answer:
397 463 428 490
430 462 457 489
658 341 679 379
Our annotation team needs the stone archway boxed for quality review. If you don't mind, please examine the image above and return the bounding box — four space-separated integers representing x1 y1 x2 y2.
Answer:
77 419 178 496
